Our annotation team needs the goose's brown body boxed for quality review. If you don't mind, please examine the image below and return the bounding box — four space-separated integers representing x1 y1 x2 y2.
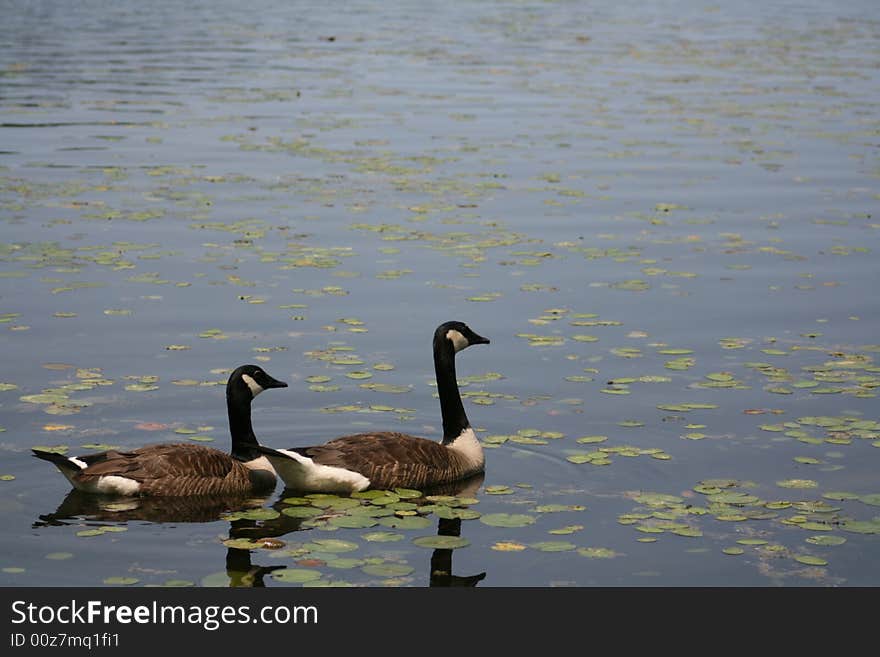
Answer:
67 444 275 496
292 432 483 490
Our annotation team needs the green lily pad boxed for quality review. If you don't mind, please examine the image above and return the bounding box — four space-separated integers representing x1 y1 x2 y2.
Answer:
221 508 280 521
805 535 846 546
103 576 139 585
412 535 470 549
378 515 432 530
485 485 514 495
859 494 880 506
328 515 378 529
577 547 617 558
325 558 365 570
361 563 414 578
777 479 818 489
480 513 537 528
45 552 74 560
794 555 828 566
534 504 586 513
303 539 359 553
272 569 323 583
281 506 323 518
361 531 405 543
530 541 576 552
76 529 106 537
707 492 760 505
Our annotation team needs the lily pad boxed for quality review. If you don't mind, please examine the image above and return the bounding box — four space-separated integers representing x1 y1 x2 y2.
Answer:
361 563 414 578
272 569 323 584
378 515 432 530
412 535 470 549
794 555 828 566
530 541 576 552
480 513 537 528
361 531 404 543
805 535 846 546
577 547 618 558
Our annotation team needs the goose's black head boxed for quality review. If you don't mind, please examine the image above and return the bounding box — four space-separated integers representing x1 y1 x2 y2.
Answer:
434 321 490 354
227 365 288 401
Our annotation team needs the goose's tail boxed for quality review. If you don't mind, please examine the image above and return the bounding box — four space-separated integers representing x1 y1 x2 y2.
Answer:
251 444 369 493
32 449 83 474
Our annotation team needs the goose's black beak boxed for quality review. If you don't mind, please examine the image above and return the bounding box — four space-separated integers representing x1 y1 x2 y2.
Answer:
471 333 490 346
264 377 288 389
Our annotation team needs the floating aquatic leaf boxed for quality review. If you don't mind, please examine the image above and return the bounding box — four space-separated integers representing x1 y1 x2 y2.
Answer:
707 492 760 505
362 531 404 543
492 541 527 551
531 541 577 552
806 535 846 546
303 539 359 553
281 506 323 518
794 555 828 566
534 504 585 513
577 547 617 558
272 569 322 584
103 576 139 585
361 563 414 578
671 527 703 537
822 491 859 501
221 508 279 521
859 494 880 506
76 529 105 537
381 491 419 504
378 516 432 530
45 552 73 560
777 479 818 489
722 547 744 556
485 485 514 495
480 513 536 528
0 475 15 481
328 515 378 529
413 535 470 549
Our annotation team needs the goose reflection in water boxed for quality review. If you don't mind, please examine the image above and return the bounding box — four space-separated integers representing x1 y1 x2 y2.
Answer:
34 471 487 587
33 490 294 587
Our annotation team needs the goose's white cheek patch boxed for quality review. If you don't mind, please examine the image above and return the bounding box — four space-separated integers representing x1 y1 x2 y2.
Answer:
241 374 264 397
446 329 469 353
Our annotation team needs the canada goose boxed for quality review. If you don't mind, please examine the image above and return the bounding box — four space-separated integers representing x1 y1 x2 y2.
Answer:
255 320 490 493
32 365 288 497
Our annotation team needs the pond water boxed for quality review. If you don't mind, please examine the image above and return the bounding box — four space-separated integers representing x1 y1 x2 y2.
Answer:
1 0 879 587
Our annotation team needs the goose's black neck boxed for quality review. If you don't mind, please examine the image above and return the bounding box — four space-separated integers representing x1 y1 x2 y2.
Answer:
435 338 469 444
227 387 258 459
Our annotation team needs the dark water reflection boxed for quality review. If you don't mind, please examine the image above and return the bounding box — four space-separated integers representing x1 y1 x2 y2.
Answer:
31 474 488 587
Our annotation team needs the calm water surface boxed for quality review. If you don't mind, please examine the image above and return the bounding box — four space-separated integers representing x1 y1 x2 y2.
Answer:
1 0 879 587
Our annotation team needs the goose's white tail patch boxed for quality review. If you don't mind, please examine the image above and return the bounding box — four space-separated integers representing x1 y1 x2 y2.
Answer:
241 374 264 397
446 427 484 471
265 449 370 493
90 475 141 496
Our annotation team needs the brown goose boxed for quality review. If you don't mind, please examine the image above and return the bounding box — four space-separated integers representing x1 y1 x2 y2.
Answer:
32 365 287 496
255 320 490 493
